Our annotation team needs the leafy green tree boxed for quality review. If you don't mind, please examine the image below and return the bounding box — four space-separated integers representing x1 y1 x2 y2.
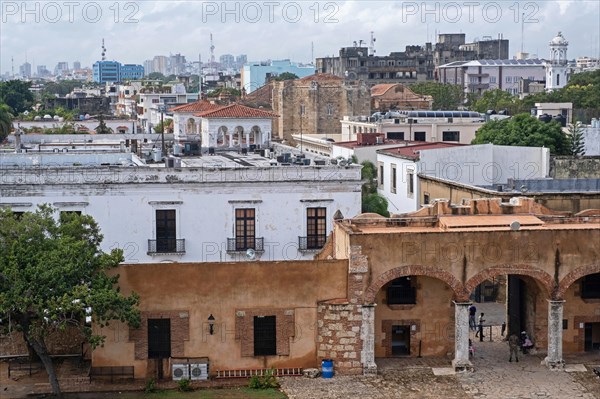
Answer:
0 207 140 398
272 72 299 81
409 82 464 110
358 160 390 217
469 89 519 114
0 102 14 142
362 193 390 217
154 118 173 134
42 80 82 97
472 113 570 155
567 122 586 157
95 114 113 134
0 80 34 113
147 72 166 81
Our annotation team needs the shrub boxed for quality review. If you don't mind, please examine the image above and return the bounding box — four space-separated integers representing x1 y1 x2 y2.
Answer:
248 369 280 389
144 378 156 393
178 378 193 392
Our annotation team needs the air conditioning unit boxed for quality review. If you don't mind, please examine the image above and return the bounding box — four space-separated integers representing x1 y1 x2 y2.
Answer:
172 364 190 381
189 363 209 381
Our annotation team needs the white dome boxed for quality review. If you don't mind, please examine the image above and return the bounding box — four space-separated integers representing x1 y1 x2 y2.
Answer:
550 32 568 46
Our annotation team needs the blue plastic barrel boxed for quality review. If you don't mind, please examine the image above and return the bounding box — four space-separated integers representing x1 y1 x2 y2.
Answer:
321 359 334 378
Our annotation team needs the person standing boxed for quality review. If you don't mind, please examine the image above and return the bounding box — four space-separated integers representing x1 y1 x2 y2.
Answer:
476 312 486 341
509 334 520 362
468 304 477 331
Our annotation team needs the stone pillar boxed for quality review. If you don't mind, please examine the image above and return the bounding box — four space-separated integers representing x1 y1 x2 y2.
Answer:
360 304 377 376
245 133 250 146
228 133 233 147
452 301 473 371
544 300 565 369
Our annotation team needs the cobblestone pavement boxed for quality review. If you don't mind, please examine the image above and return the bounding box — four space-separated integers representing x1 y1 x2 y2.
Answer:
281 303 600 399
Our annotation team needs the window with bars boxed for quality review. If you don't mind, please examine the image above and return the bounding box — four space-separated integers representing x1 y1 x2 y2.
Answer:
156 209 176 252
235 208 256 251
253 316 276 356
306 207 326 249
148 319 171 359
414 131 426 141
391 164 397 193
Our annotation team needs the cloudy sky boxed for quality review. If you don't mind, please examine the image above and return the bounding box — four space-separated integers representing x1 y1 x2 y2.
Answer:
1 0 599 74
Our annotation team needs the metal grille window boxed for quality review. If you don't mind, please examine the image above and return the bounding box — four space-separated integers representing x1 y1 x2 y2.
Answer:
414 131 426 141
148 319 171 359
156 209 176 252
306 207 326 249
254 316 276 356
235 209 256 251
387 277 416 305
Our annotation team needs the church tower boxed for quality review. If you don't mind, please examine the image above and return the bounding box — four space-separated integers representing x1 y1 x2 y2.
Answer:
546 32 569 91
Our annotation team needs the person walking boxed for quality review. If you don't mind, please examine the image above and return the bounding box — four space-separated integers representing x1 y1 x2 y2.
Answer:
475 312 486 341
468 304 477 331
509 333 520 362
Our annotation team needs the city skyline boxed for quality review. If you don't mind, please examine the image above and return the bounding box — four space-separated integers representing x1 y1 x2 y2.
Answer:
1 0 599 76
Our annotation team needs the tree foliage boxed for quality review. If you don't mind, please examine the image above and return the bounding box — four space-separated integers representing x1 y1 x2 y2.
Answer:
567 122 586 157
272 72 299 81
360 160 390 217
95 114 113 134
0 207 140 397
0 102 14 142
409 82 464 110
471 113 570 155
469 89 519 114
0 80 34 113
41 80 83 97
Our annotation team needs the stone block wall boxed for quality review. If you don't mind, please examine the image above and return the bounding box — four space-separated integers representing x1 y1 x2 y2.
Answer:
316 301 364 374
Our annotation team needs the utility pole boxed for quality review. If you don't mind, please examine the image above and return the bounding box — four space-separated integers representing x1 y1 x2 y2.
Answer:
160 105 166 158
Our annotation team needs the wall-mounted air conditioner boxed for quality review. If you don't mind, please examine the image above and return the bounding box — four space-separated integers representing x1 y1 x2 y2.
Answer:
189 363 209 380
172 364 190 381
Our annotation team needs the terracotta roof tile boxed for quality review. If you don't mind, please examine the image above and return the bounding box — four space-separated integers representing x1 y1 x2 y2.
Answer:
297 73 342 83
370 84 397 97
170 100 223 113
194 103 279 118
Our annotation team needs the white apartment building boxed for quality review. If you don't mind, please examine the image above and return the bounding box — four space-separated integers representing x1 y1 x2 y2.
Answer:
438 59 547 97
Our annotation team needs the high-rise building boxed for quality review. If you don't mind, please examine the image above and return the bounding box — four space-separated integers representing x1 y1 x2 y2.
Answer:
144 60 154 76
236 54 247 68
55 62 69 75
169 53 187 75
19 62 32 78
220 54 235 69
37 65 50 77
92 61 144 83
153 56 169 75
73 61 81 70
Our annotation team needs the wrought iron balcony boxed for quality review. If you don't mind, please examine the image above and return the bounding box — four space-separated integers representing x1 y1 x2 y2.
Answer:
147 239 185 254
387 286 416 305
298 235 326 251
226 237 264 253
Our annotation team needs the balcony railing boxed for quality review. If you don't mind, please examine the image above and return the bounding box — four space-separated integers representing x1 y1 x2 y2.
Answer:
147 239 185 254
387 286 416 305
298 235 326 251
226 237 264 253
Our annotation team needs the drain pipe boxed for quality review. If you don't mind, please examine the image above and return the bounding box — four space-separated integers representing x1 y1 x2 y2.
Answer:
418 340 422 358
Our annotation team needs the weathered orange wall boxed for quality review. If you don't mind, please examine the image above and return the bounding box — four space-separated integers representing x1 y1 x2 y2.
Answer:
92 260 348 378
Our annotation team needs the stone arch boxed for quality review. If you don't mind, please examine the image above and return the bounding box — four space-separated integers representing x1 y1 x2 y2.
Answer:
464 264 555 299
250 126 260 144
364 265 467 303
233 126 244 146
217 126 227 146
557 263 600 299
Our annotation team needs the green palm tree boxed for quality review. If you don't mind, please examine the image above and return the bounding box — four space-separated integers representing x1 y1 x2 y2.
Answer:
0 103 14 142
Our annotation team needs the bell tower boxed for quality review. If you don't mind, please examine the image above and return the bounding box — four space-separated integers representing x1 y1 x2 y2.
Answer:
546 32 569 91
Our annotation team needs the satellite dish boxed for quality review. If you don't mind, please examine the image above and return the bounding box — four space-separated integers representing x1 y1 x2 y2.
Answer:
246 248 256 260
510 221 521 231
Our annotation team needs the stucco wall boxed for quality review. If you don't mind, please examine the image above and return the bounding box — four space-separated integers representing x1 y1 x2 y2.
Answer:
551 156 600 179
91 260 348 378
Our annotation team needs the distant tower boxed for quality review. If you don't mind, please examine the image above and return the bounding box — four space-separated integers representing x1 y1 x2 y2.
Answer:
101 39 107 61
369 31 376 56
546 32 569 91
209 33 215 67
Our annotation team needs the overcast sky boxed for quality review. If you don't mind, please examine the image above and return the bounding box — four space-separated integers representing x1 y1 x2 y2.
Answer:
1 0 599 74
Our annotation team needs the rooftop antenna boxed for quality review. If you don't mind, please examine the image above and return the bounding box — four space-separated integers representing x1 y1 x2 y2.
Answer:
311 41 314 65
210 33 215 67
369 31 376 55
11 56 14 78
198 53 202 99
101 38 106 61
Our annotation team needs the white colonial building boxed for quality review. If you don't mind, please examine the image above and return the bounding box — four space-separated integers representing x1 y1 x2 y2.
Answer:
376 143 550 214
0 147 361 264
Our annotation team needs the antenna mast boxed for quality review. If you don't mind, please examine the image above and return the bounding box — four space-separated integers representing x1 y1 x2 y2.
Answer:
311 41 314 65
210 33 215 67
369 31 376 55
198 53 202 99
101 39 107 61
11 56 14 78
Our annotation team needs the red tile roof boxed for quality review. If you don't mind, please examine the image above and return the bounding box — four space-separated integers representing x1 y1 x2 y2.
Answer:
170 100 223 113
379 142 465 160
370 84 398 97
194 103 278 118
